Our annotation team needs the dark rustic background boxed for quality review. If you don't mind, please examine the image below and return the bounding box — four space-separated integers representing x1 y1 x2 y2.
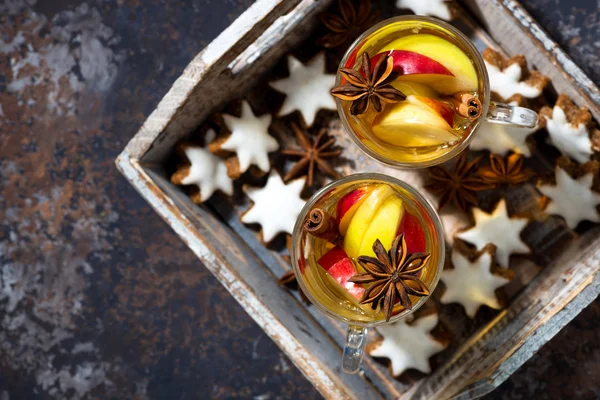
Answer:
0 0 598 398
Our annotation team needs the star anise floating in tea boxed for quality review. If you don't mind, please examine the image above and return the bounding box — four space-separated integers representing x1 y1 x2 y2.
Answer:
477 153 533 187
282 123 342 186
425 152 494 212
318 0 380 49
349 235 431 322
331 53 406 115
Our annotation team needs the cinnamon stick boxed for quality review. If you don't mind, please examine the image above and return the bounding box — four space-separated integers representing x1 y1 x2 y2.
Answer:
446 93 482 120
304 208 342 245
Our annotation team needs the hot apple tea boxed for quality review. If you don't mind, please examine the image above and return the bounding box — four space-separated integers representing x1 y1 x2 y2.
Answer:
292 175 444 325
332 17 487 166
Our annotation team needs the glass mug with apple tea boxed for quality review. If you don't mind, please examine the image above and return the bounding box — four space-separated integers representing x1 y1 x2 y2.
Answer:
291 174 444 373
331 16 539 167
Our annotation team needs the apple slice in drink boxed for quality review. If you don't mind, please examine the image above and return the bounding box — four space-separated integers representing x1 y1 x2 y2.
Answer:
336 186 373 236
369 50 453 79
397 211 426 254
406 95 454 126
344 184 395 259
318 246 364 300
381 34 478 95
372 102 459 148
357 195 405 259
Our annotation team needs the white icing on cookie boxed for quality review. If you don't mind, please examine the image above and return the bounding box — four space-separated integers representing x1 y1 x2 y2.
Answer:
538 168 600 229
269 53 336 126
470 102 537 156
179 133 234 202
485 62 542 100
395 0 452 20
369 314 446 376
440 250 510 318
456 199 530 268
222 101 279 173
242 172 306 242
544 106 593 164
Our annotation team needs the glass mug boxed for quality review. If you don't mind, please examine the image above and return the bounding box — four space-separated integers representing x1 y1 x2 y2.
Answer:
333 16 539 168
291 174 445 373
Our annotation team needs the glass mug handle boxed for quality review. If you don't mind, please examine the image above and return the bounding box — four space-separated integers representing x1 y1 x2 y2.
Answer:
342 325 368 374
486 101 539 128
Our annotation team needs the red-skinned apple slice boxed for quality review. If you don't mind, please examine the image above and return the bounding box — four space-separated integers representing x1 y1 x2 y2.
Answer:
318 246 364 300
407 95 454 127
369 50 453 78
397 212 426 254
336 187 373 236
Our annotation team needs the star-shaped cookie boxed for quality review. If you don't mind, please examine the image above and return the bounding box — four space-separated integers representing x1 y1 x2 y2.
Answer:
221 101 279 174
538 167 600 229
269 53 336 126
483 49 549 101
395 0 453 20
440 249 511 318
242 172 306 243
456 199 530 268
170 135 234 203
542 106 593 164
469 102 537 156
368 314 446 376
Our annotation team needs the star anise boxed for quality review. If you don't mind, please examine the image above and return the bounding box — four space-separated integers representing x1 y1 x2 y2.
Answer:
331 52 406 115
282 123 342 186
349 235 431 322
318 0 380 49
425 152 494 212
477 153 534 187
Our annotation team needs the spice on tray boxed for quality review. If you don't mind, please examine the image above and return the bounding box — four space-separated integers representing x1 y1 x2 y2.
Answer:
282 123 342 186
477 153 533 187
425 152 494 212
277 270 309 303
318 0 380 49
349 234 431 322
304 208 342 245
331 53 406 116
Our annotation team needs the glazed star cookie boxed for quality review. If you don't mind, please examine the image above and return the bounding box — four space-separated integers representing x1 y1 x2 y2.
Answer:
242 171 306 243
395 0 454 21
269 53 336 126
170 132 234 203
440 248 513 318
456 199 530 268
367 313 447 376
540 94 597 164
218 101 279 176
469 99 538 156
483 48 550 102
538 162 600 229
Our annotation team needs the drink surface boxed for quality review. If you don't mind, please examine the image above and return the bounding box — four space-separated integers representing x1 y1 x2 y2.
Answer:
296 179 442 324
337 19 485 165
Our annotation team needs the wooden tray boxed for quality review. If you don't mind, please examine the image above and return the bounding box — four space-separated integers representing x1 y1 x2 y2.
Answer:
116 1 600 398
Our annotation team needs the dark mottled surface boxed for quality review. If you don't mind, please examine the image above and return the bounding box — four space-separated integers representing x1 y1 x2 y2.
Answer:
0 0 598 399
518 0 600 86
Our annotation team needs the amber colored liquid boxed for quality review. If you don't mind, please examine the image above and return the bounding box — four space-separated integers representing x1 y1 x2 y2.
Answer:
340 21 485 165
297 181 442 324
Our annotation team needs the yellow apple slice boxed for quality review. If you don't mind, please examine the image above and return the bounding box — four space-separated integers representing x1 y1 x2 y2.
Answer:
372 102 459 148
344 184 395 260
390 81 439 98
358 195 405 260
382 34 478 95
